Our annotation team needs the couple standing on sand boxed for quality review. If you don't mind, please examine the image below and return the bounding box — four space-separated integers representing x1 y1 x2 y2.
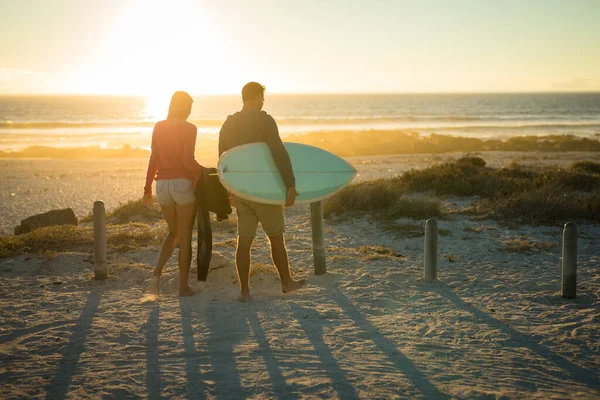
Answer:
143 82 305 301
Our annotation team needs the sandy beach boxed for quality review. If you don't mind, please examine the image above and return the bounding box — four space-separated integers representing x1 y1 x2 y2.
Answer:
1 152 599 399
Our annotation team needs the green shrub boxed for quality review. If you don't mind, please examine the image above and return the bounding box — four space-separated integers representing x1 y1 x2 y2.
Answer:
475 187 600 224
571 161 600 175
326 157 600 224
324 179 441 220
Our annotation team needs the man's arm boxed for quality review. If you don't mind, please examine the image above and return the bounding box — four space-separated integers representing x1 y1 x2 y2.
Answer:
218 116 233 157
263 114 296 189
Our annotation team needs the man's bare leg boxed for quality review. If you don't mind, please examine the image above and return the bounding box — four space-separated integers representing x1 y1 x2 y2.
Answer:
236 235 254 302
269 233 305 293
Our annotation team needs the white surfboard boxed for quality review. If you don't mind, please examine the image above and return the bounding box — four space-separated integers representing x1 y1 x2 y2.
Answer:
217 142 357 205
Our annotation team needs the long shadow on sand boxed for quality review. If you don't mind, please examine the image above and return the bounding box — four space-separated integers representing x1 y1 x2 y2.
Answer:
246 308 300 399
179 299 249 399
180 300 302 398
179 299 208 399
436 285 600 395
289 303 360 399
331 289 450 399
44 289 102 400
145 303 163 400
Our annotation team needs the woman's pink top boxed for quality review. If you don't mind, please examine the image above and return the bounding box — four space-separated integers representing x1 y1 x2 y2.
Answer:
144 119 203 195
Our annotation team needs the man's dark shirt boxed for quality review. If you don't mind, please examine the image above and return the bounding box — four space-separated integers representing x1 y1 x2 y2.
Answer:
218 109 295 188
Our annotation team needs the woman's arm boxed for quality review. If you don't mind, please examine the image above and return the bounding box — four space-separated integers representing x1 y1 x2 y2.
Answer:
143 126 159 196
183 126 203 184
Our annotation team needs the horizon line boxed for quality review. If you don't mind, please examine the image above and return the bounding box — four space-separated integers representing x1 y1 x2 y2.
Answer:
1 90 600 97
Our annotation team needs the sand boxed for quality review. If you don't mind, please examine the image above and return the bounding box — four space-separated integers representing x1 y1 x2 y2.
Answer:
0 151 599 399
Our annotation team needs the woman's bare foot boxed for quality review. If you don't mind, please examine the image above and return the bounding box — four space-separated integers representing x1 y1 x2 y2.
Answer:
179 286 197 297
282 279 306 293
238 290 252 303
150 275 160 296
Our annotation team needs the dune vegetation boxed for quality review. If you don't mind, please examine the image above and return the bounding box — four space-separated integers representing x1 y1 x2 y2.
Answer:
325 157 600 224
0 222 160 258
1 131 599 160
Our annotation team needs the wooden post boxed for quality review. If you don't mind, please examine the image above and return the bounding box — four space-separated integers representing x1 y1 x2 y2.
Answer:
424 219 437 283
561 222 577 299
310 201 326 275
93 200 107 280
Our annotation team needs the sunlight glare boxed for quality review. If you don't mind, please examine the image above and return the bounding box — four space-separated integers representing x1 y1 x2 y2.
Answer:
77 0 237 95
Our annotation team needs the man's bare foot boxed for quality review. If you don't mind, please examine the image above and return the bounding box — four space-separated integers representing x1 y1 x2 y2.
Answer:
150 275 160 296
238 291 251 303
179 286 197 297
282 279 306 293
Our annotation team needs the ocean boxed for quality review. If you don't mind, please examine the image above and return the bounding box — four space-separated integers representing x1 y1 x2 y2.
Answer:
1 93 599 151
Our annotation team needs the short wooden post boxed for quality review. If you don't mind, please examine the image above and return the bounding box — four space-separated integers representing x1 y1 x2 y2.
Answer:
561 222 577 299
424 219 438 283
93 200 107 280
310 201 326 275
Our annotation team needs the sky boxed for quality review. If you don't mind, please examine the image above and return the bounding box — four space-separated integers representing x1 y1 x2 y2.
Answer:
0 0 599 95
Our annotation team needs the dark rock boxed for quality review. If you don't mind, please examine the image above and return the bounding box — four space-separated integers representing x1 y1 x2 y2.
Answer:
14 208 78 235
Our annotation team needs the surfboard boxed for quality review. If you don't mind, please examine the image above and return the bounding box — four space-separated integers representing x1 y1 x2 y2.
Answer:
217 142 357 205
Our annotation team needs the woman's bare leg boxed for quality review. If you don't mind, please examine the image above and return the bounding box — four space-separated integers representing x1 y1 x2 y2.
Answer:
176 201 197 296
150 204 178 295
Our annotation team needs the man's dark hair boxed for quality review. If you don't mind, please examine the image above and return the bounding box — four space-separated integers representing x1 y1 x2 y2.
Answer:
242 82 265 102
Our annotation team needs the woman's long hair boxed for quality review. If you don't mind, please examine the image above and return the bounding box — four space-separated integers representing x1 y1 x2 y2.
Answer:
167 91 193 120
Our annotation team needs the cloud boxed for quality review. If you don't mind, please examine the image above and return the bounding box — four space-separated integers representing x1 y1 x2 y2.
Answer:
551 77 594 90
0 68 36 82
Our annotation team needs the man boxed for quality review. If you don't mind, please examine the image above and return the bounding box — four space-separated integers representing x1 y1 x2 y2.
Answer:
219 82 305 302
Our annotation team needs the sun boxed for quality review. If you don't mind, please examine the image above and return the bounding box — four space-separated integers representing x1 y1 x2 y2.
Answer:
73 0 241 96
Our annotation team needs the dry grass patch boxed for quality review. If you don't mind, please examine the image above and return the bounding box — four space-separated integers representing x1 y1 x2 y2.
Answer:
446 254 461 263
251 262 277 275
0 225 93 258
464 225 495 233
107 222 160 253
211 216 237 233
0 222 160 258
501 236 559 252
80 198 162 224
214 239 237 248
382 223 424 237
108 199 162 224
357 245 406 260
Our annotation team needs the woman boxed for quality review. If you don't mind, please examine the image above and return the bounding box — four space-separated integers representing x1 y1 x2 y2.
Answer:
144 91 202 297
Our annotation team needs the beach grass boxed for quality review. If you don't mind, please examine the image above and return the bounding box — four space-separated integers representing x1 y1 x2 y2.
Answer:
326 156 600 224
357 245 406 260
0 222 160 258
323 179 442 220
80 198 162 224
501 236 559 252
